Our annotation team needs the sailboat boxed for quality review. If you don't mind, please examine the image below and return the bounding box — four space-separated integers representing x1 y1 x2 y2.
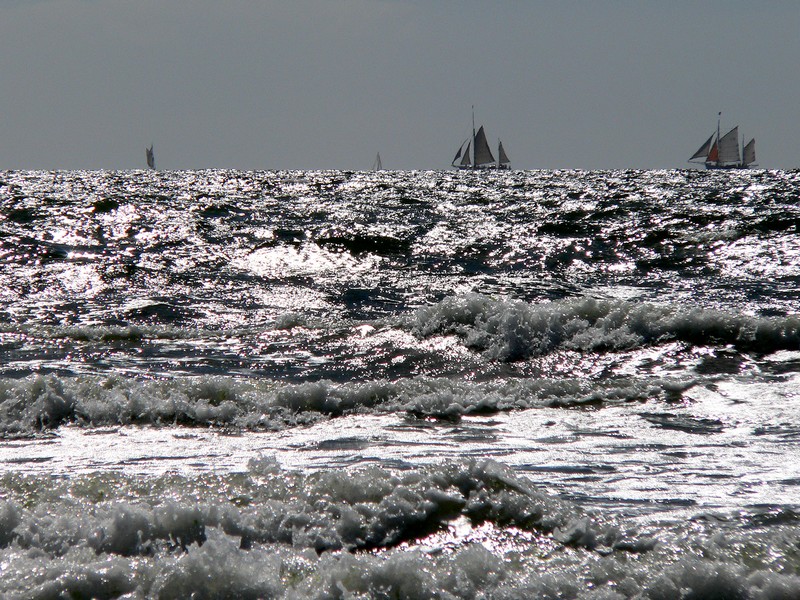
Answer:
689 113 756 169
372 152 383 170
146 144 155 170
452 109 510 170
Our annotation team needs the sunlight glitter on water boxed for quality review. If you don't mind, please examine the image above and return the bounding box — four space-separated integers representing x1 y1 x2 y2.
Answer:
2 169 800 597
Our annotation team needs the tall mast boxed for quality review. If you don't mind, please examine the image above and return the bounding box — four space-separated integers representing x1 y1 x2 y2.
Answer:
717 112 721 164
471 105 476 170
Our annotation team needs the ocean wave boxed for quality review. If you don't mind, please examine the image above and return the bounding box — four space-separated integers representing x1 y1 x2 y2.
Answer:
1 459 616 555
412 294 800 360
0 311 316 342
0 459 798 598
0 321 204 342
0 373 688 435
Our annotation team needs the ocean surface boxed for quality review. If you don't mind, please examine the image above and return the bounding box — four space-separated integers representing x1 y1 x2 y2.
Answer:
1 168 799 598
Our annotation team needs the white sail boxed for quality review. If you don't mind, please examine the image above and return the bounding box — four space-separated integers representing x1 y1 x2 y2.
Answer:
498 140 510 166
717 127 740 165
372 152 382 170
473 126 495 167
743 138 756 166
690 134 715 161
692 115 758 169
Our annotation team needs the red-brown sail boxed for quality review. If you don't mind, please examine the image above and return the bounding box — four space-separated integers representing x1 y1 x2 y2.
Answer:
706 141 719 163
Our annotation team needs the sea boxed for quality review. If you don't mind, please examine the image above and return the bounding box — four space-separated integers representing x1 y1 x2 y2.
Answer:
1 168 799 599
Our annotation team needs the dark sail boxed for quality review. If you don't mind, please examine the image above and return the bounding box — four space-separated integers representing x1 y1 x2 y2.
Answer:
452 140 468 166
473 126 495 167
459 142 472 167
452 111 509 169
498 140 510 167
689 134 715 161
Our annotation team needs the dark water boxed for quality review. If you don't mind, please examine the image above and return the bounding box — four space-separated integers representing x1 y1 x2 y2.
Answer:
1 169 799 598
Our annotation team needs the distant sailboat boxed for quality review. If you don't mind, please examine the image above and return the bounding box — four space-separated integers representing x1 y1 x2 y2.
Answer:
452 108 510 170
689 113 756 169
372 152 383 170
146 144 155 170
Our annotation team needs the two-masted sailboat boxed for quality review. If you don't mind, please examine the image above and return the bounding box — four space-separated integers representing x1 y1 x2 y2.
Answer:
689 114 756 169
452 109 510 170
146 144 155 170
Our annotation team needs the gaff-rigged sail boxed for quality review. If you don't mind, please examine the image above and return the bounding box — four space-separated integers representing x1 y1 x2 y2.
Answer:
717 127 740 165
690 134 715 161
742 138 756 166
689 116 757 169
473 126 495 167
452 112 510 169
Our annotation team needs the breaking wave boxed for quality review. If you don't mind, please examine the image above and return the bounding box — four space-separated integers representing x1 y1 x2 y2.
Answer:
413 294 800 360
0 373 688 435
1 458 798 599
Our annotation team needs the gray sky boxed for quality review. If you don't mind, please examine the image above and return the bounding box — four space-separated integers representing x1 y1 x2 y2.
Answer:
0 0 798 170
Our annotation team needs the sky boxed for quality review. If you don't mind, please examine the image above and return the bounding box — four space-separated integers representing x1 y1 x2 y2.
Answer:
0 0 798 170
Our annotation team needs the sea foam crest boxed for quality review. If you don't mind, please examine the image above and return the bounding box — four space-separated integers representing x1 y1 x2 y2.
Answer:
0 459 620 558
2 460 800 598
0 321 208 342
413 293 800 360
0 373 685 434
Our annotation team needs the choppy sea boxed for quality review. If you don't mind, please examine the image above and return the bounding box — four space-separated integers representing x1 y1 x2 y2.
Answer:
1 168 800 598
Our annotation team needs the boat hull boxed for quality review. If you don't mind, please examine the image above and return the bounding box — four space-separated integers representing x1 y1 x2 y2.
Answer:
454 164 511 171
705 163 751 170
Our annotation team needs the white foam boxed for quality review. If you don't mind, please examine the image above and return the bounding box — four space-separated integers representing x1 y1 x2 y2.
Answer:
413 293 800 360
0 459 798 598
0 373 685 435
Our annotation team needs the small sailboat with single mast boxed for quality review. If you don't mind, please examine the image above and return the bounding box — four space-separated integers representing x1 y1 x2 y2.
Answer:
452 108 510 170
372 152 383 171
689 113 756 169
146 144 155 170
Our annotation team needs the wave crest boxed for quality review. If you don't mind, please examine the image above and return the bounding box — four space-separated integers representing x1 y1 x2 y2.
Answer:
0 373 684 435
413 294 800 360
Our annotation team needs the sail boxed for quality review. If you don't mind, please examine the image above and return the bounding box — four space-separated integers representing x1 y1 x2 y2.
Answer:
146 145 155 170
452 140 467 166
717 127 740 164
690 134 715 161
706 140 719 163
459 142 472 167
473 126 495 166
695 116 758 169
498 140 510 166
452 112 508 170
742 138 756 166
373 153 382 170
